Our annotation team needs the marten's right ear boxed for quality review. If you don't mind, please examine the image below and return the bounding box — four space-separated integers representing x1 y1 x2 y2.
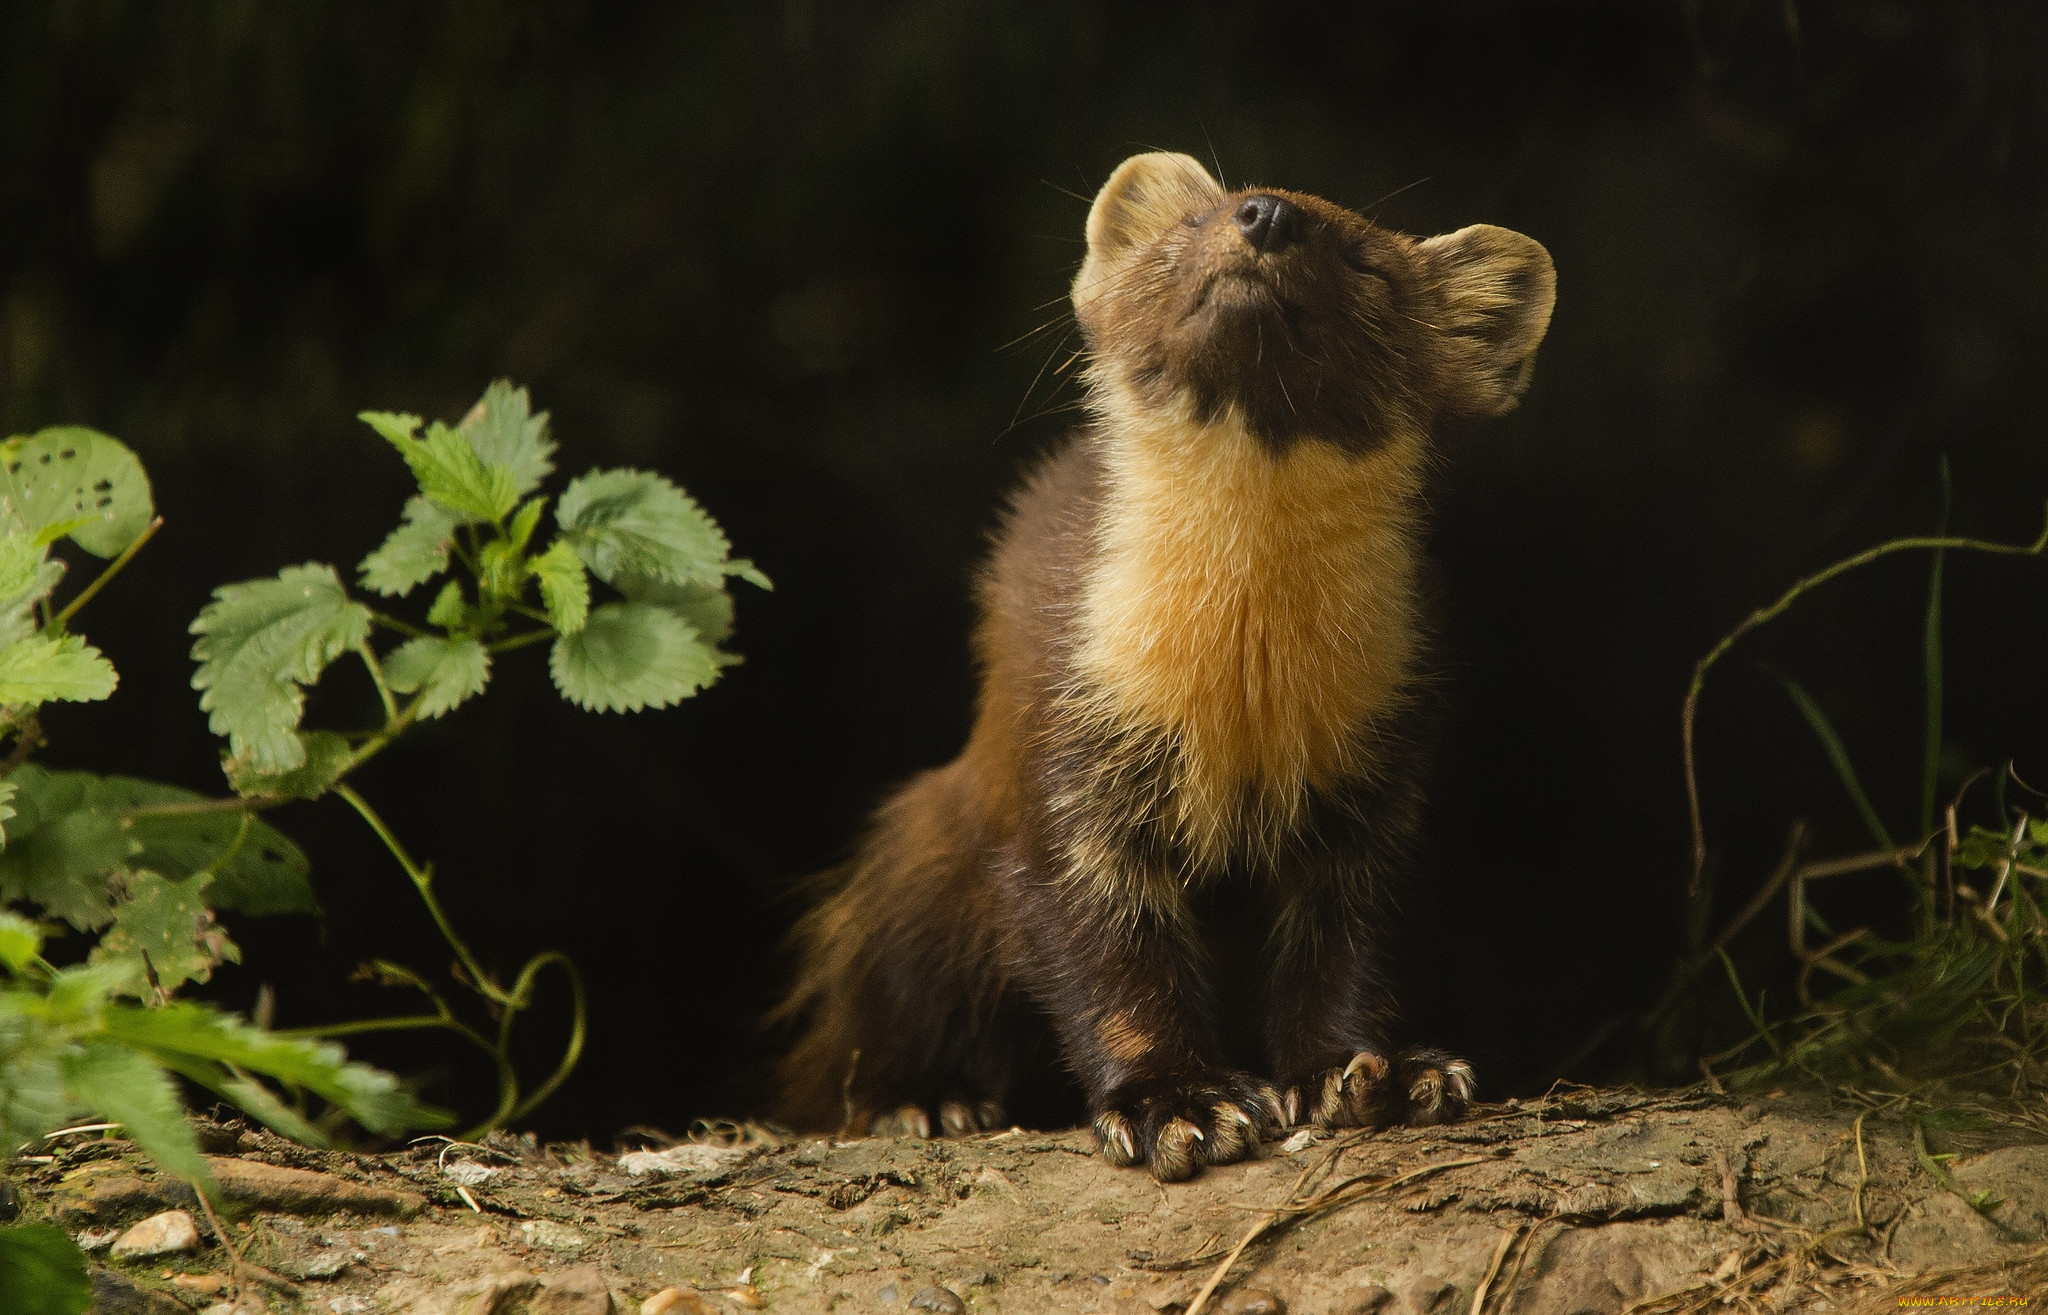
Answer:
1419 224 1557 419
1074 153 1222 312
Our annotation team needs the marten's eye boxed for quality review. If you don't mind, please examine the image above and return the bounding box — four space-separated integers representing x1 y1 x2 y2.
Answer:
1343 244 1390 281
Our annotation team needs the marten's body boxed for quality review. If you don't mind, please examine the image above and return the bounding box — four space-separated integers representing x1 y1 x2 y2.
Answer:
777 154 1555 1179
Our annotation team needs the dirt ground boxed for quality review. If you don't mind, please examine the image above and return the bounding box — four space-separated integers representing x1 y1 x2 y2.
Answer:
13 1085 2048 1315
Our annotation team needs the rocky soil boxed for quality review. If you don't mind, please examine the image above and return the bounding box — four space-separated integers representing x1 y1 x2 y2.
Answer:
10 1086 2048 1315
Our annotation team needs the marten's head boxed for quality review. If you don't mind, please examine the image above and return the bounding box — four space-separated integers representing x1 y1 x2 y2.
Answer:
1073 152 1556 451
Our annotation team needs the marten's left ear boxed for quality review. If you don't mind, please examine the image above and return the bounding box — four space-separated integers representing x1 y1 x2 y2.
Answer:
1419 224 1557 418
1074 153 1223 316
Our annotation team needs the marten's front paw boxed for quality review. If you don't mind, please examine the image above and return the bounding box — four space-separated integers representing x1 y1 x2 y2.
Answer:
1093 1071 1286 1182
868 1098 1005 1139
1285 1048 1475 1129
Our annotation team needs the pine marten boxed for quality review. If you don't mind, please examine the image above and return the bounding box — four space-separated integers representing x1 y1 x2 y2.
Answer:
775 152 1555 1180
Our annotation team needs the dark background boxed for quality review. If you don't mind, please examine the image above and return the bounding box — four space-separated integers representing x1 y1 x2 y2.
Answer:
4 1 2046 1142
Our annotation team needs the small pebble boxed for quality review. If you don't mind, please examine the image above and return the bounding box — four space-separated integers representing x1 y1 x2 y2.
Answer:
111 1209 201 1259
878 1284 899 1304
909 1287 967 1314
173 1273 229 1294
1220 1290 1286 1315
74 1228 118 1251
516 1218 589 1251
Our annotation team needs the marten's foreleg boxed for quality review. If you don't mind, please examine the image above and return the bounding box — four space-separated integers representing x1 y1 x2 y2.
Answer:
1262 841 1475 1130
1007 864 1286 1182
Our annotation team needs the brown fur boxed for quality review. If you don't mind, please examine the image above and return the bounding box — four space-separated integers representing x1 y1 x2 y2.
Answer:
774 153 1554 1177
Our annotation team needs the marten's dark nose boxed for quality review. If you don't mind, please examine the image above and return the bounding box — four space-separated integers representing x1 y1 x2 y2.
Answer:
1233 194 1300 254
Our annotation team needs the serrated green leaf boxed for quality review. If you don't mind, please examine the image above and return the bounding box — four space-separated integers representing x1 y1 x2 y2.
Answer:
190 564 373 774
0 1223 92 1315
426 579 468 630
531 540 589 635
0 778 16 848
376 416 519 523
459 380 555 499
0 634 117 707
505 497 547 556
382 635 490 719
0 529 48 604
0 559 66 655
90 778 317 916
477 537 525 601
359 496 461 597
0 1016 72 1159
614 571 738 647
223 729 354 804
61 1039 209 1183
0 784 134 930
357 411 423 445
556 468 730 588
90 870 237 994
727 557 773 591
100 1002 451 1137
550 600 721 713
0 427 155 558
0 908 39 972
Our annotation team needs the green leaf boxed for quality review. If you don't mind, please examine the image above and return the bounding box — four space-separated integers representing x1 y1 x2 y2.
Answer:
556 468 730 588
382 635 490 719
0 793 133 930
458 380 556 500
476 537 526 602
505 497 547 554
0 778 16 847
0 559 65 654
550 601 721 713
224 729 354 804
0 634 117 706
60 1039 209 1184
0 1224 92 1315
94 777 317 916
1776 674 1897 853
190 564 373 773
615 571 737 648
100 1002 451 1137
90 870 239 994
531 540 590 635
0 427 155 558
0 529 50 605
727 557 773 591
0 1018 72 1160
368 413 518 524
0 908 39 972
359 496 460 597
358 411 423 446
426 579 468 630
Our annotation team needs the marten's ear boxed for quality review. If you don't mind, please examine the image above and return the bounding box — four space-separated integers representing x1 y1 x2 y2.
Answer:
1074 153 1223 313
1419 224 1557 419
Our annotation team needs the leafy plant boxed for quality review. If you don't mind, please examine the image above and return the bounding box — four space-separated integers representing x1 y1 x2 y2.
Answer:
0 426 445 1301
193 379 766 1134
1672 475 2048 1100
0 384 764 1303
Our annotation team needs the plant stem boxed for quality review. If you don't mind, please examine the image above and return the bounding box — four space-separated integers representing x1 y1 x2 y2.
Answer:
332 782 510 1008
356 642 400 724
1684 506 2048 894
52 515 163 630
487 629 554 654
370 610 429 639
498 952 586 1130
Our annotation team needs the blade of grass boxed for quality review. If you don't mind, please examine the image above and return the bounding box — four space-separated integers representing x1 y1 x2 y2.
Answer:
1776 673 1897 853
1921 458 1951 838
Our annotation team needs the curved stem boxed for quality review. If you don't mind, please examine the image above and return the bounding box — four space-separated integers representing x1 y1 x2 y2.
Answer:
356 642 400 724
52 515 163 630
333 782 510 1007
487 629 555 654
496 952 587 1132
1684 506 2048 894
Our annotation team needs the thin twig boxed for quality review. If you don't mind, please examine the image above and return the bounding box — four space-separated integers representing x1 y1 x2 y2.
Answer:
1470 1223 1523 1315
52 515 163 629
1684 510 2048 894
